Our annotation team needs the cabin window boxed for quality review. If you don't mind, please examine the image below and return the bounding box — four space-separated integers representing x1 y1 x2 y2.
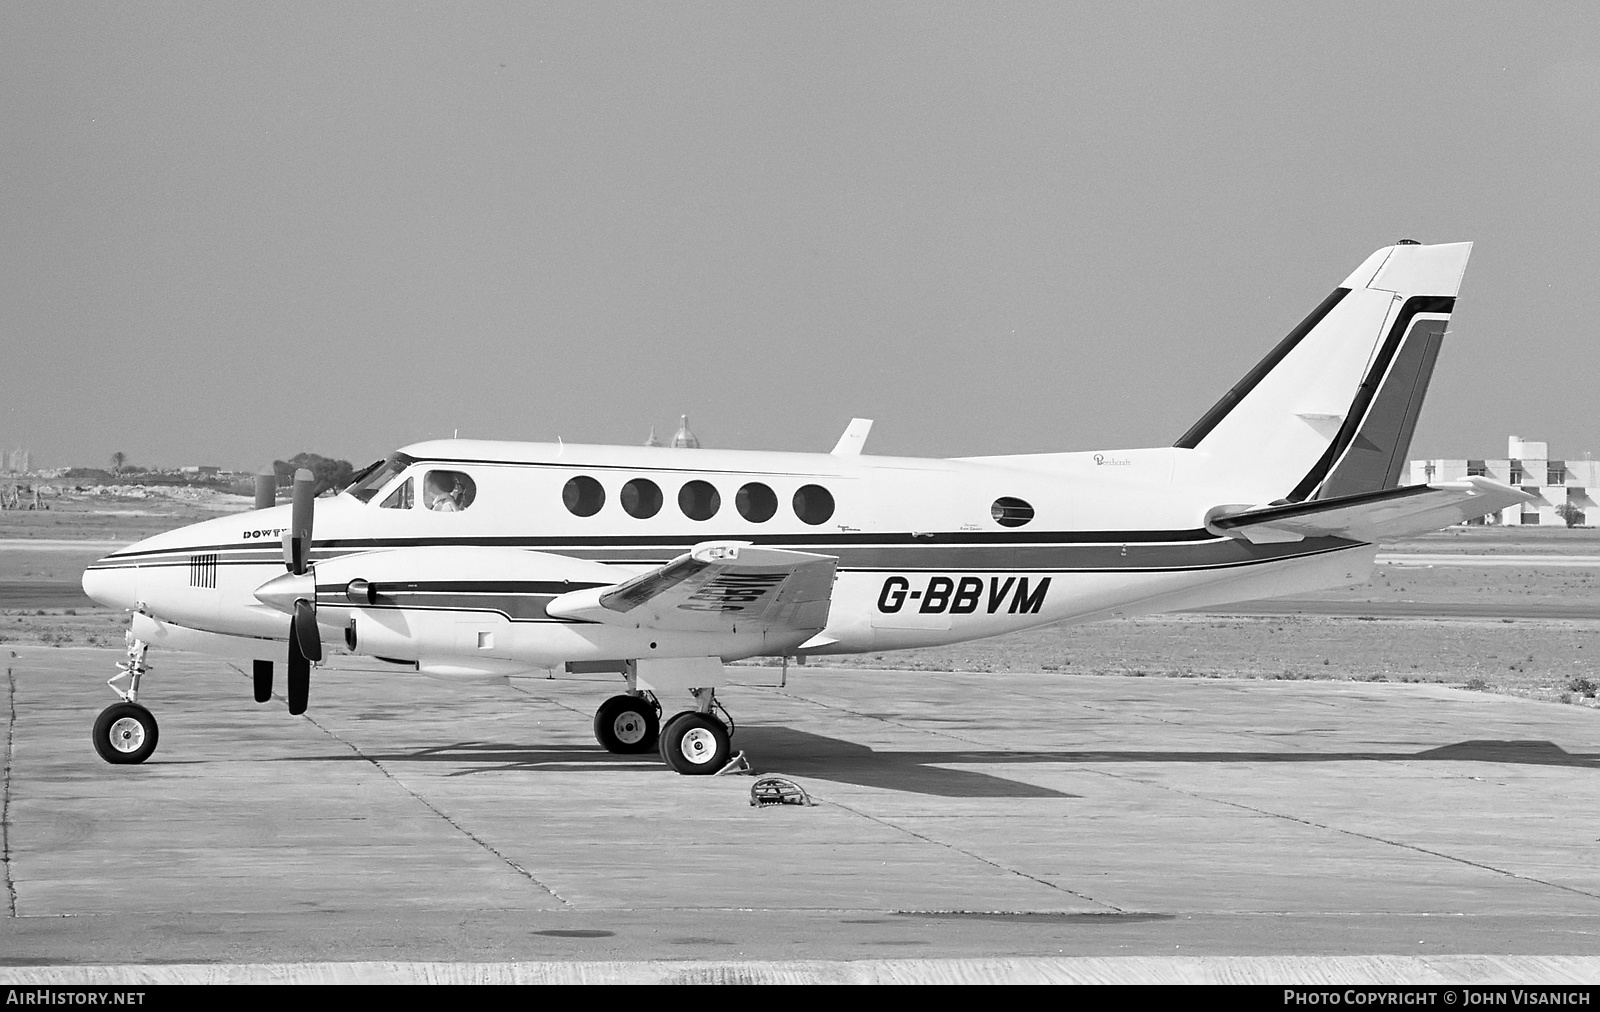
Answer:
736 482 777 523
679 480 721 521
425 471 476 512
991 496 1035 528
621 478 663 519
378 478 413 510
792 484 835 525
562 475 605 517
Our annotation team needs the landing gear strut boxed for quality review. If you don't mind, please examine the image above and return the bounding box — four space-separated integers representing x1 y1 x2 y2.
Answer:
94 635 159 765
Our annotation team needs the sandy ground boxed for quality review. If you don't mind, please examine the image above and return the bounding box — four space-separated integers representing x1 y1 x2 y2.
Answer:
2 492 1597 706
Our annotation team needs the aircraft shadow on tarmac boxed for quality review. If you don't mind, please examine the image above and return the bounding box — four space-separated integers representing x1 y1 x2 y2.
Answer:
297 732 1600 799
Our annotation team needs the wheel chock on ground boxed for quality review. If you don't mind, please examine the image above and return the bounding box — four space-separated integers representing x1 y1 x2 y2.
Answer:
749 776 813 807
714 750 752 776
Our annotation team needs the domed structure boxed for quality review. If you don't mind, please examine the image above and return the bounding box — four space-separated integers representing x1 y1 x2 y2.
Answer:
671 414 700 449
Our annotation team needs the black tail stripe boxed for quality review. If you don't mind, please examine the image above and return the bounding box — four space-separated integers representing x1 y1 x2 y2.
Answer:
1287 295 1455 502
1174 288 1350 450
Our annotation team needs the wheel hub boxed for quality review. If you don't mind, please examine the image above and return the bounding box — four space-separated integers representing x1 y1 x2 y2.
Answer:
612 712 646 745
679 726 718 764
108 717 145 753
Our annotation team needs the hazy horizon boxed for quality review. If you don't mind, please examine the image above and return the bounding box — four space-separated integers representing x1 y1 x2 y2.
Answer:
6 3 1600 472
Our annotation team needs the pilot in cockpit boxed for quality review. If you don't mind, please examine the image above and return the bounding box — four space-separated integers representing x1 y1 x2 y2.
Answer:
426 472 463 512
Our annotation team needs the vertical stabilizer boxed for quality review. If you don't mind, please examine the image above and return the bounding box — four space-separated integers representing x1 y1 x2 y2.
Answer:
1175 242 1471 504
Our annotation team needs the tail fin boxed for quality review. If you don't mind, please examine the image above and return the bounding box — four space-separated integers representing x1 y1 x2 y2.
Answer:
1175 241 1471 503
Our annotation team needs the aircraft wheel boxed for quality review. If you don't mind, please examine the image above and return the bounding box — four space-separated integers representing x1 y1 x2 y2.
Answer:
658 711 732 775
92 702 159 765
594 694 659 754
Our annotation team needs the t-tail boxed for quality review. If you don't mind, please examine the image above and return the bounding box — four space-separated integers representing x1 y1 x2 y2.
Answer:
1176 240 1471 505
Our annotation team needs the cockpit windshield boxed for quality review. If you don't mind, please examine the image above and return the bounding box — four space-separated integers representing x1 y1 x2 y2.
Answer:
344 453 415 503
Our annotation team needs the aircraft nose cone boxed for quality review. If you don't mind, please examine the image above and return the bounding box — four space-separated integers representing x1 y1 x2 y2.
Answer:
82 558 138 611
254 571 315 616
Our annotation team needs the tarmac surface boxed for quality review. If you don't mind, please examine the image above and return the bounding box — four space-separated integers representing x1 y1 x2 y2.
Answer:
4 645 1600 981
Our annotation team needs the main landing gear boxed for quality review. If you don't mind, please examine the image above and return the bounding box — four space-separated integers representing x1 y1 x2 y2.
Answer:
593 693 660 754
589 663 736 775
658 709 733 775
93 636 160 765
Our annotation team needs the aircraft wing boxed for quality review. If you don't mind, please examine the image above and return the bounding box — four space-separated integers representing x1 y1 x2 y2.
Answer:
1210 477 1532 545
545 541 837 634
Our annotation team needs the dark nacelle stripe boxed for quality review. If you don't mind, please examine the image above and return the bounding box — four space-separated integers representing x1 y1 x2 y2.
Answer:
1174 288 1350 450
1288 295 1455 502
320 581 608 622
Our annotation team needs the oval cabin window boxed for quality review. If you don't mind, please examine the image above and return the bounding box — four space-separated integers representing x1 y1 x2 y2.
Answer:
735 482 778 523
621 478 663 519
792 484 835 526
991 496 1034 528
678 480 721 521
563 476 605 517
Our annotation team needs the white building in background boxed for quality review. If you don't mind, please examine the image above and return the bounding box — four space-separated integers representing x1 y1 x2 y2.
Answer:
1409 436 1597 526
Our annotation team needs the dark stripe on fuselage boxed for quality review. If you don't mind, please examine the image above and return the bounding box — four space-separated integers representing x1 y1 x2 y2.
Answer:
88 533 1363 575
97 526 1232 561
307 541 1363 625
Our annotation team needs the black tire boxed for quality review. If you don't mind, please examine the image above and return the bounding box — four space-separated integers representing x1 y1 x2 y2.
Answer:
658 711 732 775
593 694 659 754
92 702 159 765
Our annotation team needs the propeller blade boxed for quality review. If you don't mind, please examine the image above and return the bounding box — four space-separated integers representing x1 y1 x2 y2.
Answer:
293 598 323 663
253 468 275 512
283 468 316 574
252 659 273 704
282 532 306 575
287 635 310 716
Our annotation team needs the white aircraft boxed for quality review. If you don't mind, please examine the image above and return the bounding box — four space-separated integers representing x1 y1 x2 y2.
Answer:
82 240 1528 774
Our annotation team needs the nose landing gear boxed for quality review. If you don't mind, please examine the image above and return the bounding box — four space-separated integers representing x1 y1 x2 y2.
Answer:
94 635 159 765
92 701 159 765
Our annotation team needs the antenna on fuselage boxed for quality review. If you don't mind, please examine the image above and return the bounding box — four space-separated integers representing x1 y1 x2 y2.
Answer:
831 418 873 456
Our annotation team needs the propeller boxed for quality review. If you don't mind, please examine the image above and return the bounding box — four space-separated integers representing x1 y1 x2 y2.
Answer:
252 468 321 715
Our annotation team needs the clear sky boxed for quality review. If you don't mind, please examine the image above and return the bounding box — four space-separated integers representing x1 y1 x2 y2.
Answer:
4 2 1598 471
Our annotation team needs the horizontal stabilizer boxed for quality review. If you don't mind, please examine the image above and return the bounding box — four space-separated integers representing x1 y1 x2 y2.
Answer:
1209 477 1531 545
546 541 838 635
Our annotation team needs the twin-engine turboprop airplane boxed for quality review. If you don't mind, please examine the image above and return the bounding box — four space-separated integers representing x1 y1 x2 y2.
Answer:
82 240 1529 774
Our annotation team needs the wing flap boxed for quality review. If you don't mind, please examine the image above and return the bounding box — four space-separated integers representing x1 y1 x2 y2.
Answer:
545 541 838 634
1210 477 1531 544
